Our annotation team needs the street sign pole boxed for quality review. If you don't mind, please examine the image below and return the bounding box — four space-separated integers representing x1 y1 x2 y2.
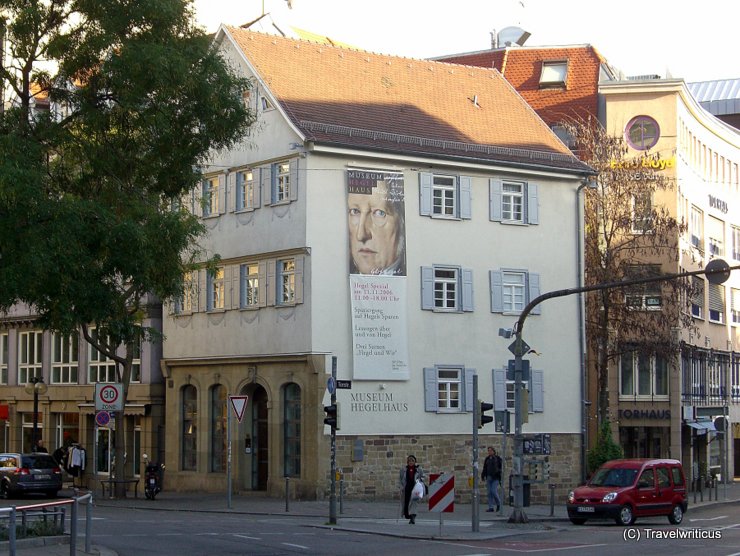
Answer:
510 335 529 523
329 356 338 525
227 407 232 509
472 374 480 532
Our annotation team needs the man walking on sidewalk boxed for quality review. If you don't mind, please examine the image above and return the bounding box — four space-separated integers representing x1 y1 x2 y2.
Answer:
482 447 502 512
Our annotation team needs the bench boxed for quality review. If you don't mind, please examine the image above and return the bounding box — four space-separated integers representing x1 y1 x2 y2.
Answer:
100 478 140 499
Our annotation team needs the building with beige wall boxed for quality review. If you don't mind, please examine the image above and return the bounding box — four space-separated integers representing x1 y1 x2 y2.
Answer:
600 79 740 482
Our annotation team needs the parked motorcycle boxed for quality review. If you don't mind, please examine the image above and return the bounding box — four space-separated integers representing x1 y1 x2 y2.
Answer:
142 454 165 500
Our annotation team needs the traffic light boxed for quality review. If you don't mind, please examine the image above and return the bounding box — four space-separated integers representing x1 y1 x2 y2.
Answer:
478 400 494 428
324 403 341 431
544 457 551 479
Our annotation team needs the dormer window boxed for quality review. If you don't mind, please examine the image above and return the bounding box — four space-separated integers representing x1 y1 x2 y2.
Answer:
539 61 568 88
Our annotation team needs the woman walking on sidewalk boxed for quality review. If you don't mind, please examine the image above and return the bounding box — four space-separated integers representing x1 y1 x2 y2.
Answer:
399 455 424 524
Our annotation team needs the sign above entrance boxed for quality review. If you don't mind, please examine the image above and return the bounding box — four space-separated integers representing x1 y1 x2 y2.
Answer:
229 396 249 423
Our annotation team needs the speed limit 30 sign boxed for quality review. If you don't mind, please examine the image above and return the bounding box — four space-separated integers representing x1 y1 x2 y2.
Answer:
95 383 124 412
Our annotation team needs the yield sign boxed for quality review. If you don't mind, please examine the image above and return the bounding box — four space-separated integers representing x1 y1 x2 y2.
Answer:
229 395 249 423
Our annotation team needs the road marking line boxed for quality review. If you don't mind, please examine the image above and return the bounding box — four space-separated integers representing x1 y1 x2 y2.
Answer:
689 515 727 521
234 534 262 540
282 543 310 549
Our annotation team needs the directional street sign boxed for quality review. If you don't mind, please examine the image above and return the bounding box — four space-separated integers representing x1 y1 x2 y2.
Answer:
336 380 352 390
506 359 530 381
229 395 249 423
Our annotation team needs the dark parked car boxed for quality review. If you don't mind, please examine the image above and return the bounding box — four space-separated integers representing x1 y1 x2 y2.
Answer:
0 452 63 498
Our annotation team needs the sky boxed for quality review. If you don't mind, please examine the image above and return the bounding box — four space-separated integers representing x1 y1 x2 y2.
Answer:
192 0 738 84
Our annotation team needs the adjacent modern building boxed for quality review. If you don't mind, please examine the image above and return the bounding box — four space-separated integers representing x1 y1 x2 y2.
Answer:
159 26 593 501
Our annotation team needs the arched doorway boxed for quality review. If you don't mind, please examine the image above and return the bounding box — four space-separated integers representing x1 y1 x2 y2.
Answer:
240 385 268 490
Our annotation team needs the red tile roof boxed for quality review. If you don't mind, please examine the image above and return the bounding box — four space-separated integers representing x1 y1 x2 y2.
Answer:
224 27 590 174
438 46 605 126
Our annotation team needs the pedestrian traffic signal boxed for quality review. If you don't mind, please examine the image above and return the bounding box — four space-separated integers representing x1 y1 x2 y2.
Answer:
478 400 494 428
324 403 340 430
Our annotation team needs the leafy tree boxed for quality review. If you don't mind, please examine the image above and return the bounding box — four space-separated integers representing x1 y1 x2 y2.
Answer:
0 0 254 495
587 419 623 474
562 118 693 428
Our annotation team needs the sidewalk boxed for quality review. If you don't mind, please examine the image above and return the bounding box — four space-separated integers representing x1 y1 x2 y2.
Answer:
8 480 740 556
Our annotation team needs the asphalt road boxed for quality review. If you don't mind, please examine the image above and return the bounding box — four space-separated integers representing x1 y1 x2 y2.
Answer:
88 500 740 556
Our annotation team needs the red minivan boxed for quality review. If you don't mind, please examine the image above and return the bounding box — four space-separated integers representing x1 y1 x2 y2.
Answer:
567 459 688 526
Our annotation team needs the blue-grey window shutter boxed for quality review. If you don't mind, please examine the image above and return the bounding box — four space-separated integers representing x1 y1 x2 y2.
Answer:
489 178 503 222
254 170 262 208
464 369 475 412
419 172 432 216
421 266 435 310
424 367 438 412
206 273 214 310
529 272 541 315
532 370 544 412
260 166 272 205
462 268 474 312
289 159 299 201
527 183 539 224
459 176 472 219
490 270 503 313
493 368 506 410
238 264 245 307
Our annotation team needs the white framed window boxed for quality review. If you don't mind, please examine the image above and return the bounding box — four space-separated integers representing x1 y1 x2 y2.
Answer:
88 330 117 383
489 179 538 225
423 366 474 413
207 268 225 311
631 191 653 233
202 176 219 217
492 368 544 413
130 337 141 383
51 333 78 384
0 333 7 385
619 351 669 399
708 283 725 323
179 271 195 313
420 266 474 312
691 276 704 319
707 215 724 257
240 263 260 308
236 169 256 211
490 270 541 315
539 60 568 88
277 259 296 305
731 288 740 325
625 265 662 310
732 226 740 261
275 162 291 203
18 331 43 384
419 173 472 219
690 205 703 249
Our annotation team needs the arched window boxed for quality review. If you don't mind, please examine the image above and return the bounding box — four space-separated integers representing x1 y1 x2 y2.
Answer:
283 383 301 477
181 385 197 471
211 384 227 472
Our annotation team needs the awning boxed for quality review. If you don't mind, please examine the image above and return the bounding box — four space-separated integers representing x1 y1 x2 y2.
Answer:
687 420 716 431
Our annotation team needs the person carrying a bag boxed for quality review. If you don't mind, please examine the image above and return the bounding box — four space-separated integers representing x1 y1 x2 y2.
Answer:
398 454 424 524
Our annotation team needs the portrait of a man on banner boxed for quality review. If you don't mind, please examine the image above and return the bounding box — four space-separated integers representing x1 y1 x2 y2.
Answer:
347 169 406 277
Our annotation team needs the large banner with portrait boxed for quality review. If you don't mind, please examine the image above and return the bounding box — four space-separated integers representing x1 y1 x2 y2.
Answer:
347 169 409 380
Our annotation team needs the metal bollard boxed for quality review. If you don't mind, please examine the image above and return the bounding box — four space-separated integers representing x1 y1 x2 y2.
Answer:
9 506 16 556
549 484 555 516
285 476 290 512
86 495 93 555
715 478 719 501
71 496 78 554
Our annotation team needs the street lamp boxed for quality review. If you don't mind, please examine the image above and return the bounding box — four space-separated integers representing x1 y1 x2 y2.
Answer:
24 376 48 451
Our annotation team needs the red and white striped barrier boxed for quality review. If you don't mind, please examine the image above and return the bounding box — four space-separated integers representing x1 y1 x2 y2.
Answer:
428 473 454 513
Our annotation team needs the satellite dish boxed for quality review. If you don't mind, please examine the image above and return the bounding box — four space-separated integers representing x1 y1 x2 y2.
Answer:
497 26 531 47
